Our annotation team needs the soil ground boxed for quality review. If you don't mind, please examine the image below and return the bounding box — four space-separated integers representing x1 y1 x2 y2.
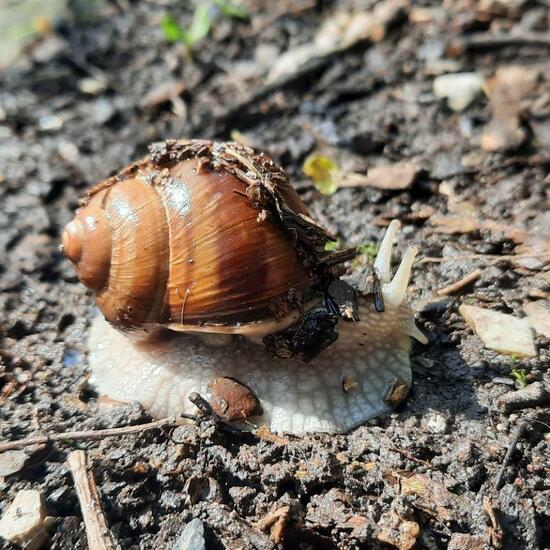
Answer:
0 1 549 548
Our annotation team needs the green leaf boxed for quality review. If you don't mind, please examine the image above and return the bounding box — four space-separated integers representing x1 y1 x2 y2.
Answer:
324 239 341 252
185 4 212 46
161 14 185 43
213 0 249 19
510 367 527 387
303 154 339 196
357 243 379 262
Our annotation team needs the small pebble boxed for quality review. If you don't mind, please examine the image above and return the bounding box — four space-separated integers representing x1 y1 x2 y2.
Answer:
38 115 63 131
0 450 29 477
173 518 205 550
426 413 448 434
0 490 49 550
523 301 550 338
78 77 108 95
433 72 484 111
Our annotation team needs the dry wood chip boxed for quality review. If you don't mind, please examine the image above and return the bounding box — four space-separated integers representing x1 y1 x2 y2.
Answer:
256 505 291 544
497 382 550 414
140 80 187 109
483 497 503 549
437 269 482 296
428 215 528 244
448 532 487 550
67 450 118 550
254 425 290 445
398 473 459 522
339 162 419 190
375 510 420 550
481 66 541 152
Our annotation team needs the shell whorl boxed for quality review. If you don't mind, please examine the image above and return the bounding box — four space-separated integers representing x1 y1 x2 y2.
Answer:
61 198 112 293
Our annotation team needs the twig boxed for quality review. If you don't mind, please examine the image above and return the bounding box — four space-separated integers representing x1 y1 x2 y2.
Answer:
454 31 550 52
494 421 526 490
436 269 482 296
389 447 431 467
0 418 176 453
187 392 244 436
483 496 503 549
497 382 550 414
68 450 119 550
418 251 550 265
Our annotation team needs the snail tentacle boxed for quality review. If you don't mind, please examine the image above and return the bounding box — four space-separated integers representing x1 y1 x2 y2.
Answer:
382 245 418 308
373 219 400 283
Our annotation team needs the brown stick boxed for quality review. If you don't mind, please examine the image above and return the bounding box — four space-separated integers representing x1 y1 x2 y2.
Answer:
494 421 525 490
418 251 550 265
389 447 431 467
0 417 175 453
436 269 483 296
68 450 118 550
456 31 550 52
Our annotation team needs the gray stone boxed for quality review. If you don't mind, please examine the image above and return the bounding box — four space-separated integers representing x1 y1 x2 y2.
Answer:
174 518 205 550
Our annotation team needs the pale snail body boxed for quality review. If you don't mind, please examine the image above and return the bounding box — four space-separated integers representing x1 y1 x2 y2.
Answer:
63 140 426 434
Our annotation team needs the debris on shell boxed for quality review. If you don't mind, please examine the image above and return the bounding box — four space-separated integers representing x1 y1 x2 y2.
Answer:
433 72 484 111
459 304 536 357
0 489 49 550
375 510 420 550
523 301 550 338
205 377 262 421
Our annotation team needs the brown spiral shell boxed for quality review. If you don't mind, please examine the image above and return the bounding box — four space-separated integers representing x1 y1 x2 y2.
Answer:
62 140 353 338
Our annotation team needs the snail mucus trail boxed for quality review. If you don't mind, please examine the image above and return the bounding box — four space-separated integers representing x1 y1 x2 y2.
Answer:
62 139 427 434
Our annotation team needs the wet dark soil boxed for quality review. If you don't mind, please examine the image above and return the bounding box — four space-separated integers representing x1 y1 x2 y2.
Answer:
1 1 549 548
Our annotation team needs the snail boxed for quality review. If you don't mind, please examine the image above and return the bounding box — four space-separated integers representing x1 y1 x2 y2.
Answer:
62 139 426 434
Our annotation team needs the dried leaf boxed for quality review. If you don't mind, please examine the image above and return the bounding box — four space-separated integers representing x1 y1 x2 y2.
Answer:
481 66 541 152
459 304 536 357
339 162 419 190
398 473 459 522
